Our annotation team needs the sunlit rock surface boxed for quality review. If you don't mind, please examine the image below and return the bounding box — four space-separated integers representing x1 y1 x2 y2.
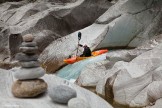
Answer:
39 24 109 73
96 0 162 48
0 68 113 108
0 0 111 62
96 44 162 107
39 0 162 73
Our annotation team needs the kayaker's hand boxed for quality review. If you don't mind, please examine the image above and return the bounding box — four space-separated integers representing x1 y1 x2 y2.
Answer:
78 44 83 47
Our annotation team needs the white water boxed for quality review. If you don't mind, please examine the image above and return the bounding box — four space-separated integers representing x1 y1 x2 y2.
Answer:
56 53 107 80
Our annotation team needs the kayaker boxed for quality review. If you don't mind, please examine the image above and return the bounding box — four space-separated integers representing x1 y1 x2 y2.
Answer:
78 44 92 57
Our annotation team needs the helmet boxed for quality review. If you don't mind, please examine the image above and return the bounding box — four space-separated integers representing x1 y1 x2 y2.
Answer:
78 32 81 37
83 44 87 47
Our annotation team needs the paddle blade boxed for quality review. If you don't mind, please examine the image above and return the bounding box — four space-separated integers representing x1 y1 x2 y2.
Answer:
78 32 81 40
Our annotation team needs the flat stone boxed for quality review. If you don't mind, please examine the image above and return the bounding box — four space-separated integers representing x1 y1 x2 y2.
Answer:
23 34 34 42
15 53 38 62
20 61 40 68
13 67 45 80
68 98 90 108
21 42 37 47
19 46 38 54
48 85 77 104
12 79 47 98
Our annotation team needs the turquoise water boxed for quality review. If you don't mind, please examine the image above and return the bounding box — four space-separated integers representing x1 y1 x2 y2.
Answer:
56 53 107 80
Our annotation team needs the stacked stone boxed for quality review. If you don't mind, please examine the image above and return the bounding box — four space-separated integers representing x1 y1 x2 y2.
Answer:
12 34 47 98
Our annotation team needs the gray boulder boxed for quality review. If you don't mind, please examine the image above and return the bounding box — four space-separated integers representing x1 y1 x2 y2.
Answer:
48 85 77 104
77 60 110 87
96 44 162 107
96 0 162 48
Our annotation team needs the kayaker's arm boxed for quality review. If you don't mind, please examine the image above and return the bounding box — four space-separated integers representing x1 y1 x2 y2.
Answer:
78 44 83 47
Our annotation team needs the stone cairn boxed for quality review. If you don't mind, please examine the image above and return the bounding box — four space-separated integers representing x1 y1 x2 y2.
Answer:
12 34 47 98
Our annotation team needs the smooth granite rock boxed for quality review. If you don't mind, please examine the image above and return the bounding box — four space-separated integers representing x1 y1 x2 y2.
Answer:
21 42 37 47
15 53 38 61
20 61 40 68
13 67 45 80
68 98 91 108
23 34 34 42
19 46 38 54
147 81 162 103
12 79 47 98
48 85 77 104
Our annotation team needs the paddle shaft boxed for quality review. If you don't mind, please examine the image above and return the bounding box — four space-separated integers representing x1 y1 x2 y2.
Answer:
76 39 80 56
76 32 81 56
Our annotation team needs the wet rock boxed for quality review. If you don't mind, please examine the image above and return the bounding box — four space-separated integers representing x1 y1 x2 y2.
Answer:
48 85 77 104
15 53 38 61
20 61 40 68
12 79 47 98
68 98 90 108
13 67 45 80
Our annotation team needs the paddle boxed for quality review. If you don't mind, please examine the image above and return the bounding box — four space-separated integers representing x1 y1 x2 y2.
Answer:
76 32 81 56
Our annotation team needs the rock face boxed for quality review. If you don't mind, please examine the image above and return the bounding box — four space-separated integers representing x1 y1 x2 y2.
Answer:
39 23 109 73
48 84 77 104
0 0 111 62
96 44 162 107
12 34 47 98
12 79 47 98
39 0 162 73
96 0 162 48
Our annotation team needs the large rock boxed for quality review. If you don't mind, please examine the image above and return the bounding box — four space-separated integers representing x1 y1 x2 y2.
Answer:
39 23 109 73
96 44 162 107
48 84 77 104
0 0 111 61
33 30 61 53
77 60 110 87
106 49 133 62
12 79 47 98
96 0 162 48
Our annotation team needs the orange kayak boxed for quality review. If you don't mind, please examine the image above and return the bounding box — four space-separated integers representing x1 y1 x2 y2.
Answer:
64 49 108 64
